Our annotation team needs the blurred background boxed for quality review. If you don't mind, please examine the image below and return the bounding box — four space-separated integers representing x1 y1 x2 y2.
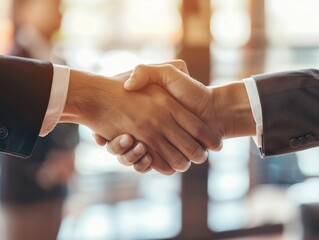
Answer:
1 0 319 239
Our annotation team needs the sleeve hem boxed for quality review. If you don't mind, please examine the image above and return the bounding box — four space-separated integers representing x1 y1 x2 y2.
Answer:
243 77 263 147
39 64 70 136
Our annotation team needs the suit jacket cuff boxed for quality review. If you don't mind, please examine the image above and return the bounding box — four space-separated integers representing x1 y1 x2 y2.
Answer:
252 69 319 156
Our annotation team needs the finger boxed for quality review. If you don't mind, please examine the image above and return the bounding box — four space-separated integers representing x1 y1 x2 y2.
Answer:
135 166 152 174
172 103 223 153
106 134 135 155
133 153 152 172
125 64 209 117
120 58 188 78
155 59 189 75
148 149 176 175
93 133 107 146
154 135 191 172
163 117 208 165
124 64 160 90
124 60 188 90
117 142 147 166
138 166 152 173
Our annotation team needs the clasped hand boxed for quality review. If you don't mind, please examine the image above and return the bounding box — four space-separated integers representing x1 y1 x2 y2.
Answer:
92 60 225 175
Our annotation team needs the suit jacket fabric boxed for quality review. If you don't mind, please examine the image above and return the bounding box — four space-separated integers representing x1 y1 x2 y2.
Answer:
0 55 53 158
0 42 79 203
253 69 319 156
8 41 79 156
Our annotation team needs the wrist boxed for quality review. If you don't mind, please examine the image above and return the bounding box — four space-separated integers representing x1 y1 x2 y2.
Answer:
61 70 114 128
211 82 256 139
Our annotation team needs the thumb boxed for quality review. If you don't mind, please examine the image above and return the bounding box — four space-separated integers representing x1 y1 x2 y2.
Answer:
124 60 189 91
124 64 162 91
124 76 148 91
124 63 209 118
163 73 210 116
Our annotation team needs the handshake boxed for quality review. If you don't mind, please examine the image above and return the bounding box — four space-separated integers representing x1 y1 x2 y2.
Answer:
62 60 256 175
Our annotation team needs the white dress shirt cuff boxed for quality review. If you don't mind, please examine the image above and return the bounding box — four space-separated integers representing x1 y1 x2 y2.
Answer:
243 78 263 147
39 64 70 137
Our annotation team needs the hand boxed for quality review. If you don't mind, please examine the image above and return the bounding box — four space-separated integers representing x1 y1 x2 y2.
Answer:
61 68 219 175
106 60 256 172
125 60 225 139
94 133 151 173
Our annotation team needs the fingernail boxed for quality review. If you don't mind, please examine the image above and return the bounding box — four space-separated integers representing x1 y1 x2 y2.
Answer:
124 78 134 89
133 143 145 155
119 135 131 148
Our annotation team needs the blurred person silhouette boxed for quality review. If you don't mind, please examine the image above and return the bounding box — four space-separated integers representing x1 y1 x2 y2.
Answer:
0 0 79 239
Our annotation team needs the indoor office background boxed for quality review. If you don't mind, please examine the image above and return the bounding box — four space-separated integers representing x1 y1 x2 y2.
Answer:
1 0 319 239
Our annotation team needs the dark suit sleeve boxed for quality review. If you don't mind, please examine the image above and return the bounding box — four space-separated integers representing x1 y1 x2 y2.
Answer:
252 69 319 156
0 55 53 158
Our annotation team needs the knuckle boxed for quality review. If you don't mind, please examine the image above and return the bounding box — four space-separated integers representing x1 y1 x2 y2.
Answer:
205 134 223 151
134 64 148 74
171 154 189 171
134 166 146 173
133 157 151 172
151 163 175 175
165 170 176 176
118 155 134 166
106 144 116 155
150 118 162 128
193 125 206 139
161 63 175 73
141 134 159 151
176 59 187 68
181 162 191 172
186 144 202 161
212 139 223 151
165 64 176 72
193 150 207 164
117 156 127 166
215 141 223 151
138 115 163 128
133 163 145 172
161 168 176 176
157 99 170 111
135 117 153 130
124 154 136 165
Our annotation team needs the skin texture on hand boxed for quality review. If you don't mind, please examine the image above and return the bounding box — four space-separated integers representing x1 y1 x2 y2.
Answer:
124 61 255 139
106 60 256 173
60 69 218 175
